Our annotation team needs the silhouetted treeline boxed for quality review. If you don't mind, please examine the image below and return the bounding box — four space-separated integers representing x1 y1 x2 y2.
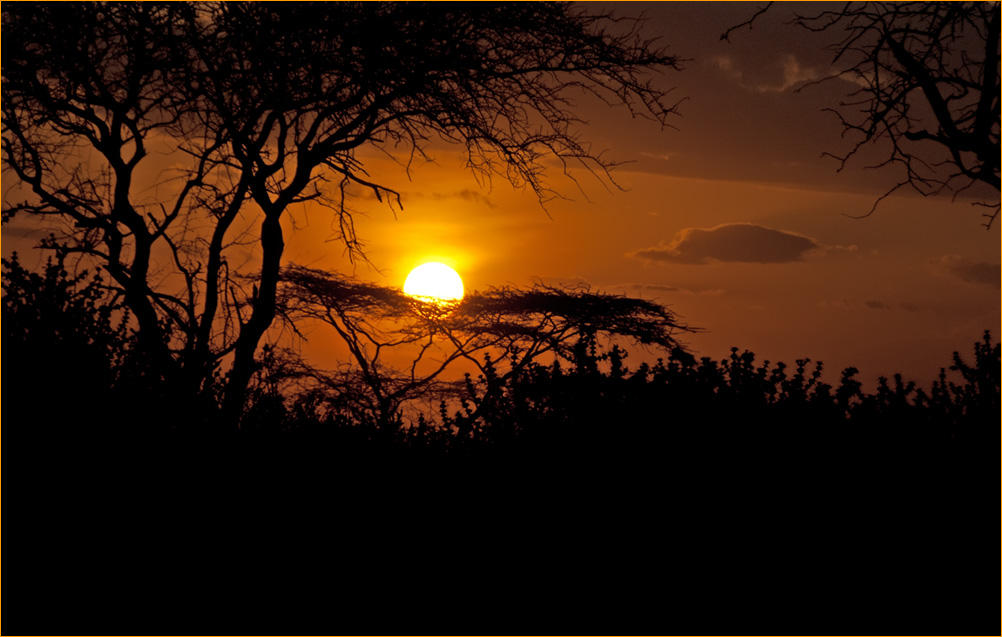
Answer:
242 328 999 465
4 252 998 465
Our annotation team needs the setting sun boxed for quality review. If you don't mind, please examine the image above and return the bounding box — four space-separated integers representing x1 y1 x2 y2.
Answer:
403 262 465 302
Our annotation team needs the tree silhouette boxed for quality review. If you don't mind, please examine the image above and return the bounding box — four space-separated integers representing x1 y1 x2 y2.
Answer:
2 2 683 427
725 2 1000 227
275 264 695 434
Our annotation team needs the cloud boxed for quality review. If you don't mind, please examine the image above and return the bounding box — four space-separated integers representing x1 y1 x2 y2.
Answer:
640 151 675 162
0 225 44 239
712 55 737 73
624 283 726 296
631 283 680 293
414 189 498 209
931 255 1000 287
819 299 923 313
628 223 823 265
754 55 821 93
712 53 822 93
710 54 742 81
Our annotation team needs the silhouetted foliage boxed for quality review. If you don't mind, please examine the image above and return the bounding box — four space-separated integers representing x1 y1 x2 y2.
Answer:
2 252 131 436
424 330 998 462
2 251 226 433
2 1 683 427
7 250 993 460
266 267 1002 461
275 264 695 434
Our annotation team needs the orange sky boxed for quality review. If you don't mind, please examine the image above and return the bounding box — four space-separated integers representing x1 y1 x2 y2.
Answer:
290 2 993 388
274 2 1000 388
3 2 998 390
274 149 997 390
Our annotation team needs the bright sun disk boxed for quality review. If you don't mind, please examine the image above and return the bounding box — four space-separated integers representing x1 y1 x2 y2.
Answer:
403 262 464 302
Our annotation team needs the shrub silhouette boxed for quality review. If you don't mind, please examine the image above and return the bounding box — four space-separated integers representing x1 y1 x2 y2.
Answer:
394 329 998 467
3 253 132 439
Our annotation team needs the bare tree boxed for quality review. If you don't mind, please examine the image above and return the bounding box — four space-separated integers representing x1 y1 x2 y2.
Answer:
726 2 1000 227
276 265 694 432
2 4 198 394
2 2 683 428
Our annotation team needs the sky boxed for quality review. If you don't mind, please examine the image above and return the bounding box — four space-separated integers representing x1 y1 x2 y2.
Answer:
265 2 999 389
3 2 999 390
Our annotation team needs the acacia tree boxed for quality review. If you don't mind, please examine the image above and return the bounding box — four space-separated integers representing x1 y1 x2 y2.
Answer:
2 2 683 428
726 2 1000 227
276 265 478 431
275 265 694 432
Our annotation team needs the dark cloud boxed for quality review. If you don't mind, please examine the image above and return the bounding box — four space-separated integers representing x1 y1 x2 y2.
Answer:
628 223 822 265
630 283 680 293
626 283 726 296
820 299 923 312
1 225 45 239
416 189 498 209
932 255 1000 287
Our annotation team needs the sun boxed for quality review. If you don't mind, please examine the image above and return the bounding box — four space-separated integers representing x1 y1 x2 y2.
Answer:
403 262 464 302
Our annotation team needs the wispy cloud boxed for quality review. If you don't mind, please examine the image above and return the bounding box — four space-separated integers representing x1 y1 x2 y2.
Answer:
819 299 923 313
0 225 45 239
712 53 822 93
930 255 1000 287
710 54 743 81
620 283 727 296
753 54 820 93
412 189 498 209
640 151 676 162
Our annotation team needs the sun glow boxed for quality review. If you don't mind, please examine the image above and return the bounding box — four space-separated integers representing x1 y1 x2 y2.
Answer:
403 262 465 302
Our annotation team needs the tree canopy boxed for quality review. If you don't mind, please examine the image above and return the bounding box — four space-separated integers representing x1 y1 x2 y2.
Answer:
2 1 683 426
276 264 695 430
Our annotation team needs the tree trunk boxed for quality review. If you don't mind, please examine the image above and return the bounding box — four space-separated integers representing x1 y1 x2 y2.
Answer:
220 212 285 429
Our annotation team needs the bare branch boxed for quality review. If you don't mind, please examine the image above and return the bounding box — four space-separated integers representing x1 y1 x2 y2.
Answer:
726 2 1000 228
720 2 775 42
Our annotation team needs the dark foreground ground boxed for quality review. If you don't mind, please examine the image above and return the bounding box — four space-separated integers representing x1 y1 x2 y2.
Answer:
5 415 996 633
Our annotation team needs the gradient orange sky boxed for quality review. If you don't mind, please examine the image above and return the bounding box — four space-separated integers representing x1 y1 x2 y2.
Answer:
3 2 998 389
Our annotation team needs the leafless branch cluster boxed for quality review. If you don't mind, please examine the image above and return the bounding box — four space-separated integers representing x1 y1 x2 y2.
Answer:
724 2 1000 228
797 2 1000 226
